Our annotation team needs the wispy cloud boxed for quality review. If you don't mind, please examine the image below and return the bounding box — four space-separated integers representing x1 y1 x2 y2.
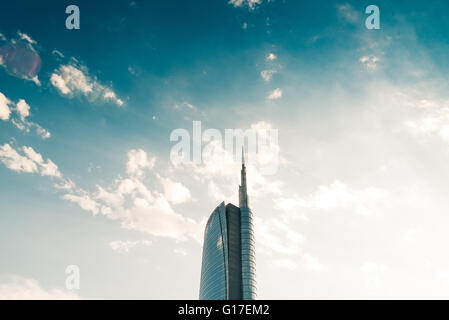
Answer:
61 148 204 243
256 217 304 256
272 259 298 270
52 49 64 59
158 176 192 204
0 92 12 121
0 142 200 244
228 0 263 10
336 3 360 25
0 144 60 177
0 275 80 300
126 148 156 178
260 69 276 82
50 60 124 106
0 92 50 139
275 181 387 216
360 55 380 70
17 31 37 45
266 53 277 61
0 144 37 173
174 101 198 112
110 240 152 253
267 88 283 100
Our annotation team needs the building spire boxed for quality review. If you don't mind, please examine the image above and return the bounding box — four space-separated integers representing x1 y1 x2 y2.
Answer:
239 147 249 208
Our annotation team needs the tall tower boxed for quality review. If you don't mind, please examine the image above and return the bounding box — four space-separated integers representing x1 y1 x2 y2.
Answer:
199 149 257 300
238 148 256 299
239 148 249 208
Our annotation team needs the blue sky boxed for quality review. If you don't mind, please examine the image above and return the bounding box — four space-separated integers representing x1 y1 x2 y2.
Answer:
1 0 449 299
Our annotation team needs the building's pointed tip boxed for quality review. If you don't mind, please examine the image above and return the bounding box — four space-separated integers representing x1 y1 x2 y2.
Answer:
242 147 245 165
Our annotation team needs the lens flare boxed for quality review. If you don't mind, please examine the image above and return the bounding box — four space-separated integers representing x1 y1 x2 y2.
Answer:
0 41 41 81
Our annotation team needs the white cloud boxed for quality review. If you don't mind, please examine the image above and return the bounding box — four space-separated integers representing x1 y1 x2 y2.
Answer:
260 69 276 82
274 196 308 212
266 53 277 61
51 65 92 95
103 89 124 106
22 146 44 163
17 31 36 45
174 101 198 112
118 196 203 242
0 275 80 300
50 73 71 95
52 50 65 59
313 181 386 215
207 180 228 201
35 125 51 139
22 146 61 177
360 55 380 70
128 66 136 75
256 217 304 255
126 149 156 178
174 248 188 256
0 92 12 121
15 99 30 120
272 256 321 273
229 0 262 10
0 93 50 139
303 253 324 272
0 144 38 173
278 181 387 216
110 240 152 253
50 62 124 106
40 159 61 177
30 76 41 86
272 259 298 270
0 144 61 177
267 88 283 100
95 186 124 207
404 96 449 143
159 176 192 204
63 194 100 215
273 195 308 221
54 179 76 191
337 3 360 24
59 149 204 243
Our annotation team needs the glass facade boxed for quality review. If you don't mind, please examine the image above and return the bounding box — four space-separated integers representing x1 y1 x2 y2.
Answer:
240 207 257 299
199 202 228 300
225 203 243 300
199 203 257 300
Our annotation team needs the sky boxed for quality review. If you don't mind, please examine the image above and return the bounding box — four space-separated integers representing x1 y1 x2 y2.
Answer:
1 0 449 299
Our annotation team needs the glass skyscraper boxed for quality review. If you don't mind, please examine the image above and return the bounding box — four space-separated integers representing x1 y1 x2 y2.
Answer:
199 152 257 300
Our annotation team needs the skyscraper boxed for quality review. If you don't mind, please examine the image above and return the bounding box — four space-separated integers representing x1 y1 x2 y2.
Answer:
199 151 257 300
